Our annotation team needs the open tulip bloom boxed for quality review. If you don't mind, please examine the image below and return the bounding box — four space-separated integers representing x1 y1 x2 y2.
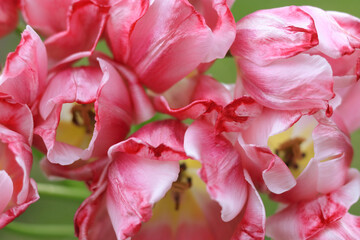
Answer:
1 1 360 239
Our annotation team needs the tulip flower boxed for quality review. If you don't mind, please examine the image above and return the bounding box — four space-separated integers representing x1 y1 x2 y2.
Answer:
35 59 133 165
0 98 38 228
231 6 360 113
75 119 265 239
0 26 48 108
266 169 360 240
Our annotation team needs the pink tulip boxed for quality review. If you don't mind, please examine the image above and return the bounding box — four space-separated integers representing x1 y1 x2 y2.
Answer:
75 119 265 239
35 59 133 165
266 169 360 240
0 26 48 107
0 98 39 228
154 73 301 195
21 0 109 68
109 0 236 93
0 0 19 37
231 6 360 113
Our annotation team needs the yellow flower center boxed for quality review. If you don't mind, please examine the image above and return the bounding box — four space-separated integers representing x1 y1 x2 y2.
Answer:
145 159 208 233
55 103 95 149
268 124 314 178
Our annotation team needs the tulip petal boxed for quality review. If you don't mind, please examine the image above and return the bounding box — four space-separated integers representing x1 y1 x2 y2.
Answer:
0 0 18 37
231 6 318 66
45 1 109 67
126 0 209 92
106 155 179 239
266 169 360 240
0 171 13 214
106 0 149 62
21 0 72 36
0 26 47 106
236 53 334 111
111 120 187 161
184 120 247 222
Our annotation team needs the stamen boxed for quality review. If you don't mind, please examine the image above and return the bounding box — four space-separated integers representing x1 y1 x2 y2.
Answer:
71 103 95 134
275 137 306 169
171 163 192 211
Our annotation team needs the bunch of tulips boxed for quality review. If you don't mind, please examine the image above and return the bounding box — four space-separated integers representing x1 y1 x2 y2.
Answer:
1 0 360 239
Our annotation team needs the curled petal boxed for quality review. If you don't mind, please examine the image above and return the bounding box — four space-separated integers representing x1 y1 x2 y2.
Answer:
184 120 247 222
106 0 149 62
266 169 360 240
188 0 236 61
301 6 359 58
0 26 47 106
106 154 179 239
110 120 187 161
75 184 117 240
45 1 109 67
236 53 334 111
232 171 265 240
37 61 132 165
231 6 318 66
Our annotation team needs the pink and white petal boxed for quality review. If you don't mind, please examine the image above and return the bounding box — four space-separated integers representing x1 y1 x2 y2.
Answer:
266 169 360 240
39 66 102 119
0 26 47 106
231 6 318 66
45 1 109 67
0 179 39 228
106 154 179 239
313 122 353 194
40 157 109 186
127 0 210 92
115 64 155 123
21 0 72 36
311 213 360 240
240 144 296 194
0 171 13 214
154 96 220 120
109 120 187 161
328 11 360 42
0 99 33 145
188 0 236 61
0 0 18 37
106 0 149 62
333 80 360 133
241 108 301 146
300 6 356 58
216 97 263 133
231 171 265 240
237 53 334 111
184 120 247 222
84 60 133 159
191 75 232 106
270 158 319 203
75 184 117 240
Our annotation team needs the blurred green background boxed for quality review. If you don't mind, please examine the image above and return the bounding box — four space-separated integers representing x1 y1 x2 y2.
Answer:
0 1 359 239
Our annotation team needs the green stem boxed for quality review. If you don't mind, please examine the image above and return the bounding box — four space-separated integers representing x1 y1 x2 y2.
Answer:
37 183 90 201
5 222 74 237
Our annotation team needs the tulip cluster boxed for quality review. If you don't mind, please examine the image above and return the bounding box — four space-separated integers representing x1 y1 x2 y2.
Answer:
1 1 360 239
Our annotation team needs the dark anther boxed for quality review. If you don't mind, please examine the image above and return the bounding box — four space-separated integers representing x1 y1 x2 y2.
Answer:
275 137 305 170
71 103 95 134
171 163 192 211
